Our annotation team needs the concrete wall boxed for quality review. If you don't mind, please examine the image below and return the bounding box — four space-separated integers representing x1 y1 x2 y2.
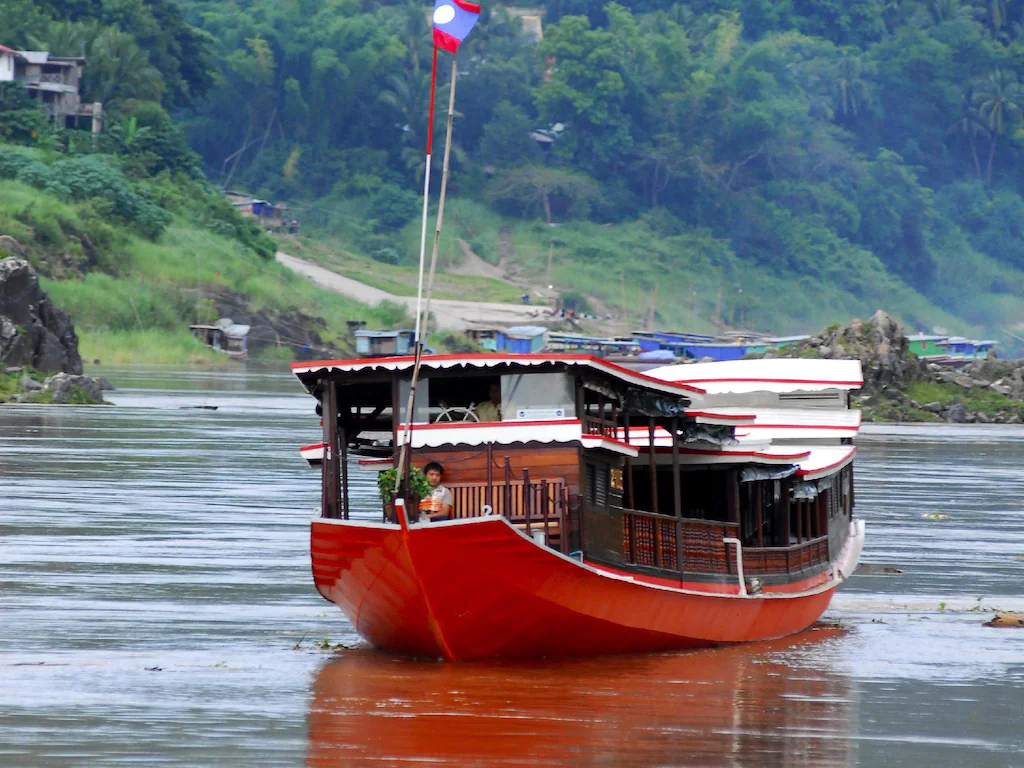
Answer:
0 54 14 81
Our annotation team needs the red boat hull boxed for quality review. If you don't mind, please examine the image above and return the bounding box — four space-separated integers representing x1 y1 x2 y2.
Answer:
311 516 856 660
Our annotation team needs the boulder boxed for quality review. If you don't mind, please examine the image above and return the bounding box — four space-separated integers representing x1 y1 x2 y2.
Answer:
41 373 104 404
944 401 969 423
0 258 83 374
18 374 43 392
0 235 25 257
922 401 943 413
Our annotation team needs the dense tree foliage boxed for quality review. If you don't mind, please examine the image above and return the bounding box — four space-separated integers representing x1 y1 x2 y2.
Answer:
5 0 1024 332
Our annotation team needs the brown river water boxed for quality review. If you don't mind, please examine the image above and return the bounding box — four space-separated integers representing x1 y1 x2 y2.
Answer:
2 368 1023 767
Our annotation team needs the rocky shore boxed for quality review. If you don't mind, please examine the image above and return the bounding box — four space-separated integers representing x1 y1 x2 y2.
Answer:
760 310 1024 423
1 257 107 404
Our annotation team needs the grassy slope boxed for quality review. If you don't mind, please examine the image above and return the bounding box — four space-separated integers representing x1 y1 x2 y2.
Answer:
0 181 401 365
316 197 1000 338
282 235 523 303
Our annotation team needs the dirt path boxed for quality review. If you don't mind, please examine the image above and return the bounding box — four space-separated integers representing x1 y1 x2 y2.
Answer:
276 251 551 331
450 239 509 281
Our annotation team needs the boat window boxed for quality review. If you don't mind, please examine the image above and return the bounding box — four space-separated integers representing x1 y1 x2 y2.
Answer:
502 373 574 420
397 377 430 424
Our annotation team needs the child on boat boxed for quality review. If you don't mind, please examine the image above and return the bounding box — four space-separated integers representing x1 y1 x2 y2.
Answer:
419 462 454 522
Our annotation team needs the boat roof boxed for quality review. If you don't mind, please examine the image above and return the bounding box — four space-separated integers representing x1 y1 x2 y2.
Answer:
646 358 863 394
291 353 707 398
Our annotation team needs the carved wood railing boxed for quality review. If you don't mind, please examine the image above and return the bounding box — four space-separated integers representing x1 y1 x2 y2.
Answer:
437 478 572 554
618 507 740 575
742 536 830 576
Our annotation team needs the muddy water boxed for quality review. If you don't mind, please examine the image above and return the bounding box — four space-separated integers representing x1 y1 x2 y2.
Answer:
2 369 1023 766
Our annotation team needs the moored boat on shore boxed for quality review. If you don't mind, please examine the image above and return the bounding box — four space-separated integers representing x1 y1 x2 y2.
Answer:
293 353 865 660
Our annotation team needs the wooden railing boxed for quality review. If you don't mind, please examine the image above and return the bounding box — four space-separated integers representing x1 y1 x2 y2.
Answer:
619 507 740 575
742 536 830 576
438 478 573 554
619 507 831 578
582 414 617 440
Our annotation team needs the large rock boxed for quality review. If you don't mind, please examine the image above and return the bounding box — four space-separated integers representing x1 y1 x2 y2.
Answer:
40 372 104 404
0 258 82 374
801 310 926 392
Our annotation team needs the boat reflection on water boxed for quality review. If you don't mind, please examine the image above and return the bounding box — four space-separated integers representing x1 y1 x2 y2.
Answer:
307 628 855 767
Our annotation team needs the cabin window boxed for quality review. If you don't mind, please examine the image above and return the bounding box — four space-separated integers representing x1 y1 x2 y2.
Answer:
586 462 609 509
502 373 574 420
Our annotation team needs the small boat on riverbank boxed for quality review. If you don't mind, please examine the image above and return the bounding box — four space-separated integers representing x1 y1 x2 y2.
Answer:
292 354 865 660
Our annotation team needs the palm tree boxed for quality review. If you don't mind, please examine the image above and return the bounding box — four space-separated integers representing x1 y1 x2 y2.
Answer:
831 56 871 121
949 88 985 179
31 21 164 110
973 69 1024 186
989 0 1009 32
378 67 464 184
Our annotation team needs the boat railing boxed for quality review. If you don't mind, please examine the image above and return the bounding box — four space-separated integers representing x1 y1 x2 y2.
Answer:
618 505 831 578
582 414 618 440
617 507 740 575
445 476 573 554
741 536 830 575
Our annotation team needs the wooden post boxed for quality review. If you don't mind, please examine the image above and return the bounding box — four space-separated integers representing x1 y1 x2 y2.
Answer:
541 478 550 542
322 382 340 519
779 482 791 548
504 456 512 519
486 442 494 512
523 468 532 536
648 418 658 514
755 482 763 547
796 498 803 542
624 411 635 509
671 417 683 574
339 423 349 520
726 470 739 525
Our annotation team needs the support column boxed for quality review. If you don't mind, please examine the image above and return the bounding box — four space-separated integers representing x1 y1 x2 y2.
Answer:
624 411 635 509
671 416 682 573
648 418 658 514
726 470 739 525
321 382 340 519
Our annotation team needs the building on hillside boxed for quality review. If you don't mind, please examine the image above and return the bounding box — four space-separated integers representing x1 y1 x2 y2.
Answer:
0 43 103 133
466 327 500 351
355 329 416 357
190 318 250 359
497 325 547 353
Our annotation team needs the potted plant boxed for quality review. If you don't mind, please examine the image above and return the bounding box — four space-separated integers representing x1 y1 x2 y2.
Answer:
377 466 433 522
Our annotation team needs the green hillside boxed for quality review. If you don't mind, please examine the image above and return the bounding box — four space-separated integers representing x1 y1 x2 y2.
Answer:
3 0 1024 357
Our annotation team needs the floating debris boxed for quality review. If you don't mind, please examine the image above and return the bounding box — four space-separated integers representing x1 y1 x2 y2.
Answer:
921 513 950 520
180 405 218 410
984 612 1024 628
855 564 906 575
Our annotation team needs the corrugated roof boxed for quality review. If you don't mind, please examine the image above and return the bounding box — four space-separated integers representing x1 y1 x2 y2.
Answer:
504 325 547 338
19 51 49 64
355 329 415 338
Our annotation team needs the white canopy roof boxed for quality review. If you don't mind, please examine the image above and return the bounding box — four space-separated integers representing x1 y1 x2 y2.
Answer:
646 358 863 394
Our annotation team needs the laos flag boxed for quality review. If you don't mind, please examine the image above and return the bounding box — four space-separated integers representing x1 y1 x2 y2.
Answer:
432 0 481 53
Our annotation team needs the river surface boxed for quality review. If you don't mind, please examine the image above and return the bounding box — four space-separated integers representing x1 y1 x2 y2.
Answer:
2 368 1023 767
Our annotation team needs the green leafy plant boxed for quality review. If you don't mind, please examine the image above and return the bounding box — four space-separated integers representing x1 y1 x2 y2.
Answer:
377 466 432 505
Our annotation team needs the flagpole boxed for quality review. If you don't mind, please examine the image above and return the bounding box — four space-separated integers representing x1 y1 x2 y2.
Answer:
413 43 439 347
420 59 458 344
392 58 459 508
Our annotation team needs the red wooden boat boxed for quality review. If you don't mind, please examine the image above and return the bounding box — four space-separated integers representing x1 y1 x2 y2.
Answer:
293 353 865 660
